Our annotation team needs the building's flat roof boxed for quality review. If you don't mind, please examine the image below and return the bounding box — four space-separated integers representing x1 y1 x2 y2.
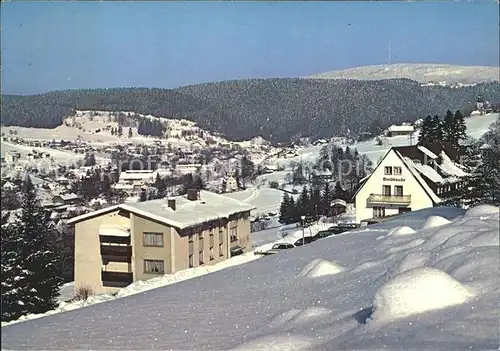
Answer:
68 190 256 229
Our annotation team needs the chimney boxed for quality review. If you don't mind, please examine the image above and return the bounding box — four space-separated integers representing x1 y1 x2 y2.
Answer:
187 189 199 201
167 198 176 211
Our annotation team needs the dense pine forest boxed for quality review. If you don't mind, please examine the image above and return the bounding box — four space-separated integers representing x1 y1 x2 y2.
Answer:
2 78 499 144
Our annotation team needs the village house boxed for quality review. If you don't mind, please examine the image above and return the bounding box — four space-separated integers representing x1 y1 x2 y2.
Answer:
5 151 21 164
52 193 83 206
386 124 415 137
354 142 467 223
310 168 333 184
67 189 255 293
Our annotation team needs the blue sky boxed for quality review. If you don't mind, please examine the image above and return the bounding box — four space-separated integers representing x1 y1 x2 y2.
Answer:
2 1 498 95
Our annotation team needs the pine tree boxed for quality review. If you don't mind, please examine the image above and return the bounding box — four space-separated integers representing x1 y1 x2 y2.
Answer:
154 173 166 199
128 127 133 138
1 212 30 322
17 177 62 316
431 115 443 141
442 110 456 145
321 182 333 216
418 115 434 145
117 126 123 137
310 187 322 220
334 181 346 201
454 109 467 148
297 186 310 217
279 193 291 224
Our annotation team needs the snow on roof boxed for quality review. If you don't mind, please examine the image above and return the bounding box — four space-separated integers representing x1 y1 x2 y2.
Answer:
388 125 415 132
395 152 441 204
438 151 468 178
417 145 438 159
119 170 158 181
312 168 332 176
4 206 499 349
68 190 256 229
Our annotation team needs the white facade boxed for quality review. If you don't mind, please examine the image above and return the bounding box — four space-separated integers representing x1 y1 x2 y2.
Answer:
355 149 433 223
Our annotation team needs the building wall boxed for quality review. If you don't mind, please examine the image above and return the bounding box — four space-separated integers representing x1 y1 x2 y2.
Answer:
355 150 434 223
131 214 173 281
229 211 252 253
74 209 252 294
74 209 131 294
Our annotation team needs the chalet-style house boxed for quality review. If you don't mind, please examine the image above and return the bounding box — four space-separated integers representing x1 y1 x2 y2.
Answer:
387 125 415 137
68 190 255 293
354 142 467 223
311 168 333 184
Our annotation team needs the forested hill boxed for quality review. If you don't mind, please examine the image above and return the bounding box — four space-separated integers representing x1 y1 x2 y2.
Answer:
2 79 499 144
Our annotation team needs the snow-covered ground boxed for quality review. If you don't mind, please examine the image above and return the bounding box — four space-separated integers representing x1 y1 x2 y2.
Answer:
306 63 499 85
1 252 261 328
2 204 498 350
222 187 298 217
1 141 84 166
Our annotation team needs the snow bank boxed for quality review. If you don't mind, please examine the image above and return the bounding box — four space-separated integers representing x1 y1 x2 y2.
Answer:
298 259 344 278
231 334 316 350
465 204 499 217
420 215 451 230
1 252 261 327
371 267 473 324
387 225 416 236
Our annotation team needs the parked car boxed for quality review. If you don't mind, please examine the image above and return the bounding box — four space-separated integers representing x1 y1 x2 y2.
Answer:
328 223 358 235
313 230 336 240
255 243 295 256
293 236 317 246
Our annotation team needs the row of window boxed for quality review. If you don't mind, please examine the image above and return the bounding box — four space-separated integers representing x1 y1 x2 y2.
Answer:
384 166 402 176
189 244 223 268
373 206 412 218
382 185 404 196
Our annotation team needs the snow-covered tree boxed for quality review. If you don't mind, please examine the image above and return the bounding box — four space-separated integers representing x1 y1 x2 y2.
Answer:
1 177 63 321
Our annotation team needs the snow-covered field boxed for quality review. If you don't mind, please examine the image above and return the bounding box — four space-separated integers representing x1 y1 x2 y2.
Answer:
306 63 500 85
2 204 498 350
1 141 84 167
222 187 297 217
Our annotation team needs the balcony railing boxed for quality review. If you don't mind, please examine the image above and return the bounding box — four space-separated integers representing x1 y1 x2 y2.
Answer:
367 194 411 205
101 271 133 288
100 245 132 263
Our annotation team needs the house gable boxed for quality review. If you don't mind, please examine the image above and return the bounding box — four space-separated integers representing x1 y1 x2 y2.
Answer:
355 149 434 223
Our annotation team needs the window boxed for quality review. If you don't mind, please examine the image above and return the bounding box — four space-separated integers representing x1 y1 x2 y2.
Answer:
218 229 224 244
144 259 164 274
384 166 392 175
230 226 238 242
210 247 214 261
393 166 402 175
394 185 403 196
199 250 204 265
219 243 224 257
188 254 194 268
382 185 391 196
188 234 194 243
373 207 385 218
143 232 163 247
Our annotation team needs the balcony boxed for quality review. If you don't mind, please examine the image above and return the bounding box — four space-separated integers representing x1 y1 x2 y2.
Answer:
367 194 411 206
100 245 132 263
101 271 133 288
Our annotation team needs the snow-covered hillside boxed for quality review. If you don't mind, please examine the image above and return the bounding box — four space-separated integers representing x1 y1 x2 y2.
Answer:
1 205 498 350
272 113 499 169
306 63 499 85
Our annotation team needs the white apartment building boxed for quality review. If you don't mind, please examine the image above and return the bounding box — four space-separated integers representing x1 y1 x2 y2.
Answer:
354 142 467 223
